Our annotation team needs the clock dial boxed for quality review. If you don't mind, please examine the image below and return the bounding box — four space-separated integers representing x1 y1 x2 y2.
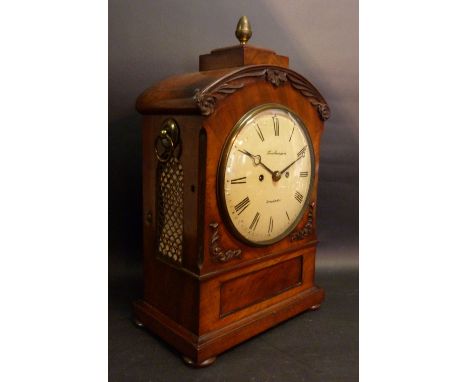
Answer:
219 104 314 246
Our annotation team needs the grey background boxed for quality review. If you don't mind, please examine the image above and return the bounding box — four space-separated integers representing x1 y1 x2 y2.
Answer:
109 0 358 380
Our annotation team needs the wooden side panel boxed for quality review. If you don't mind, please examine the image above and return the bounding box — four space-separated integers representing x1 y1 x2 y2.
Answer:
141 116 157 298
199 246 317 334
142 114 204 274
177 115 204 273
140 115 203 333
145 260 199 333
220 256 302 316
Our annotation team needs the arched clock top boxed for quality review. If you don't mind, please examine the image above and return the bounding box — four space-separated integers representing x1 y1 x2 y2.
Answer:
136 65 330 121
194 66 330 121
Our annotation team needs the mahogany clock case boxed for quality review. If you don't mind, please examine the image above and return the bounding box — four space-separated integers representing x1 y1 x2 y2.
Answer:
109 1 358 379
132 48 329 366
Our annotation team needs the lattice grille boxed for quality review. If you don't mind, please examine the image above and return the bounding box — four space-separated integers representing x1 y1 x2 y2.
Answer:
157 156 183 264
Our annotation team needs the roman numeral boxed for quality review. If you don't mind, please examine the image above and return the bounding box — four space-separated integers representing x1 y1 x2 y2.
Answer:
294 191 304 204
268 216 274 233
286 211 290 221
300 171 308 177
255 124 264 142
272 116 280 136
234 196 250 215
297 145 307 158
249 212 260 231
289 125 295 142
231 176 247 184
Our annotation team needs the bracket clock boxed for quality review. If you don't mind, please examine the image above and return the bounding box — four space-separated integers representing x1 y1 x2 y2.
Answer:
134 16 330 367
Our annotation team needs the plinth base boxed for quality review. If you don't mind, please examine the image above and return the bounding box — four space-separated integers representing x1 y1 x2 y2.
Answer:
134 286 324 367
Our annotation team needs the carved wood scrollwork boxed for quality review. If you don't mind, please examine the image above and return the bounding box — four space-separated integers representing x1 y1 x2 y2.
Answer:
193 83 244 116
209 222 242 263
193 66 330 120
193 68 266 116
266 68 287 87
286 75 330 121
290 202 315 242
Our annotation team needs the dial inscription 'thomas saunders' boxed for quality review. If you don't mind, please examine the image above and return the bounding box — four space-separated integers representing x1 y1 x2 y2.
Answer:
220 104 314 245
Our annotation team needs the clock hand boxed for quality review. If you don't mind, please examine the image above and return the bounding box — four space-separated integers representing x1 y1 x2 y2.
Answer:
279 157 303 174
279 146 307 175
237 149 276 176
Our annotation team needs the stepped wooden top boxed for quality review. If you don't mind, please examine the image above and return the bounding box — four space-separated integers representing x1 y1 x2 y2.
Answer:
199 44 289 71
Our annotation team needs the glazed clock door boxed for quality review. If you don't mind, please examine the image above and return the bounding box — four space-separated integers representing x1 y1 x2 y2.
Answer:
218 103 314 246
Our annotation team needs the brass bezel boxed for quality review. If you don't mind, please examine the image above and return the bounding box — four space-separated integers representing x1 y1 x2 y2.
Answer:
217 103 315 247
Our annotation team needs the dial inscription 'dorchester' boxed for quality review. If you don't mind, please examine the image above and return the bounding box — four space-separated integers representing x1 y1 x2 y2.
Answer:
220 105 314 245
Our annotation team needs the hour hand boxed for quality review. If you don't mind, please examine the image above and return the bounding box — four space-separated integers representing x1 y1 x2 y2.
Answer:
237 148 275 175
238 148 259 165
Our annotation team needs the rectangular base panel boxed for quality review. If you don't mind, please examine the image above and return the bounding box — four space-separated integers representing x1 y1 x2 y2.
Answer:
133 286 324 364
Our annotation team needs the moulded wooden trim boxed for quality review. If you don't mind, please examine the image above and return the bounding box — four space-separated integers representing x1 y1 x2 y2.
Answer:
136 65 330 121
152 239 317 281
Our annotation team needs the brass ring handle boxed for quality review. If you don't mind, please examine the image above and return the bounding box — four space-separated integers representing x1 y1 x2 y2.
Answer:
155 132 174 162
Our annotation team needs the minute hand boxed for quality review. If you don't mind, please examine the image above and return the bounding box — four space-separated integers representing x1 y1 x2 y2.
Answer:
279 152 306 175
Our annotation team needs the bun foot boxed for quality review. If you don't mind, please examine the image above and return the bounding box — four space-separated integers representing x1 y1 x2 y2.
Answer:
182 355 216 368
134 318 144 328
309 304 321 311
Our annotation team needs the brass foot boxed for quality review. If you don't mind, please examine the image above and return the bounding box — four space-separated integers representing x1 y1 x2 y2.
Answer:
309 304 321 311
182 355 217 368
134 318 144 328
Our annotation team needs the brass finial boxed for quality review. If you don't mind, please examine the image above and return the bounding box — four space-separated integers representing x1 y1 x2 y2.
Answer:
235 16 252 45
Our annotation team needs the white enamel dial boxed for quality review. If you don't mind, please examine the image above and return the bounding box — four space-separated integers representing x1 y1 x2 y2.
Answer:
219 104 314 245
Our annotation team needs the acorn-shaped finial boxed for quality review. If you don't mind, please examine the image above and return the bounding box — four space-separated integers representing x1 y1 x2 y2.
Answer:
235 16 252 45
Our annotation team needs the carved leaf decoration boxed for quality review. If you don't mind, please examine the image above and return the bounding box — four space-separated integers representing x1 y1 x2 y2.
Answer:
287 75 331 121
193 91 216 116
266 69 287 87
227 68 268 83
209 222 242 263
290 203 315 242
215 82 245 94
317 103 331 120
193 66 330 121
193 69 267 116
